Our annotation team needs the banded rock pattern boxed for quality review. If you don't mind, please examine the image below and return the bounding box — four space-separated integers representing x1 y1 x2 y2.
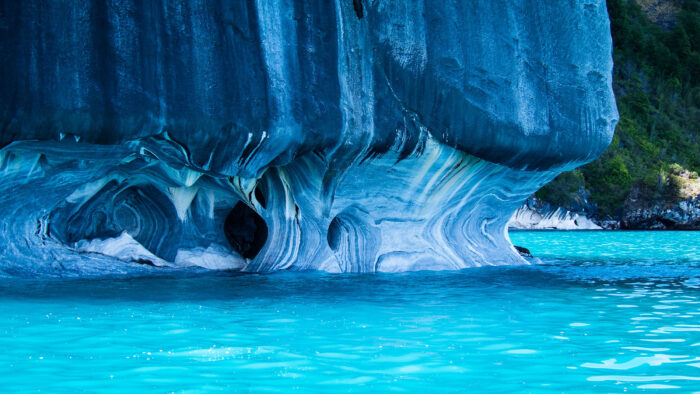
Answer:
0 1 617 276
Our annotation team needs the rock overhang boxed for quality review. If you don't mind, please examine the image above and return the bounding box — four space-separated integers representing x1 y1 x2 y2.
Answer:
0 0 618 276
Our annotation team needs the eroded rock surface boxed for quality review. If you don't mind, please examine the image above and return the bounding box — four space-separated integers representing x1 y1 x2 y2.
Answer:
0 1 618 276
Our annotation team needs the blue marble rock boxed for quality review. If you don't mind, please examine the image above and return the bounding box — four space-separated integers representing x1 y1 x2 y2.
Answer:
0 1 618 276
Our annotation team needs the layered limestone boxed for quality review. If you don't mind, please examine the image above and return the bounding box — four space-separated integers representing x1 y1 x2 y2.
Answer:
0 1 617 276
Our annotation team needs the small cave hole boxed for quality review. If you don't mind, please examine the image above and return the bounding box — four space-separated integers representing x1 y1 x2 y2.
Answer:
224 202 268 259
352 0 364 19
254 184 267 209
327 216 342 251
135 258 157 267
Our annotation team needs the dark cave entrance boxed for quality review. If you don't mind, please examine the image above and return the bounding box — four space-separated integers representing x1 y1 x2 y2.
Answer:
327 215 343 251
224 202 268 259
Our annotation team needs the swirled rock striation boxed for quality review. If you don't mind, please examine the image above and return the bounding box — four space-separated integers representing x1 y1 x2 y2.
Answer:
0 1 618 276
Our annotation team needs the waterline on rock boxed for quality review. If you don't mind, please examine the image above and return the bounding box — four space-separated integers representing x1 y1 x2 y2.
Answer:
0 136 558 277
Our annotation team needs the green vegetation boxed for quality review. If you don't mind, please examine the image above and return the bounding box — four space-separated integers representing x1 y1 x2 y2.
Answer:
537 0 700 216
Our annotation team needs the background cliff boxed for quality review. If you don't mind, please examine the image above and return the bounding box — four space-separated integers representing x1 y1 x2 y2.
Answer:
536 0 700 229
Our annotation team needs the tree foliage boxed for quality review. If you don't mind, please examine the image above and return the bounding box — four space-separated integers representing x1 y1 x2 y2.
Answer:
540 0 700 216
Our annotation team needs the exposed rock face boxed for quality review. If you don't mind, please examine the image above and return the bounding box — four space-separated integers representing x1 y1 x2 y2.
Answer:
0 1 618 276
619 174 700 230
509 200 602 230
622 196 700 230
635 0 679 30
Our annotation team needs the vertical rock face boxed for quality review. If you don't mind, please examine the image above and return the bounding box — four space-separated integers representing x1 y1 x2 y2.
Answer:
0 1 617 276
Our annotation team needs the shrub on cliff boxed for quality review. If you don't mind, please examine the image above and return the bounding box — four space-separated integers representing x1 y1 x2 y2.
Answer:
541 0 700 218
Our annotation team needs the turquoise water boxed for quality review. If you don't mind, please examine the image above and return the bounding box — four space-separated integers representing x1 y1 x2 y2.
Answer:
1 231 699 392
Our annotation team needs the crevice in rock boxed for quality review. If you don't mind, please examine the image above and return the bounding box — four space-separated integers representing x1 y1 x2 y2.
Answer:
327 215 343 251
224 202 268 259
254 183 267 209
352 0 363 19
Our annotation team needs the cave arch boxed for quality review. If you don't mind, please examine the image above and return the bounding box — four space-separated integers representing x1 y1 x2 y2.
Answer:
325 207 380 272
48 182 182 260
224 202 268 259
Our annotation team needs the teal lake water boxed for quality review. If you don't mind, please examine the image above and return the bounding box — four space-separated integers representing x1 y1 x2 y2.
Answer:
1 231 699 392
